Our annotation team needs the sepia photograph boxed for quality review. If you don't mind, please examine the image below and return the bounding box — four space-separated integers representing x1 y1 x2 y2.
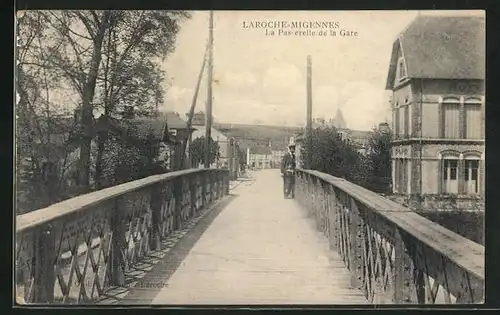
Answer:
14 9 484 306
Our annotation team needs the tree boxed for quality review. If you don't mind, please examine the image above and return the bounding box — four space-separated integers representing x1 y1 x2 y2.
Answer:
16 12 82 211
300 125 393 195
19 10 190 192
300 126 366 185
15 10 190 211
93 10 189 188
364 128 392 193
189 136 220 167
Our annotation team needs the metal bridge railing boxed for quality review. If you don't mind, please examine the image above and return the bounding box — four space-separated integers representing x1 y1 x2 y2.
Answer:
15 168 230 304
295 169 484 304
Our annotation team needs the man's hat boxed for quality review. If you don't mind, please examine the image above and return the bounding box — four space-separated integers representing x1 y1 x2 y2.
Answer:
288 137 296 148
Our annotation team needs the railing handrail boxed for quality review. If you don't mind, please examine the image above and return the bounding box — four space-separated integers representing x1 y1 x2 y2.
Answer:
297 168 484 280
16 168 225 234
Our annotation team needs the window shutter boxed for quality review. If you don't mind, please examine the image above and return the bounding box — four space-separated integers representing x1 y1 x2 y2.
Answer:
443 103 460 139
465 104 481 139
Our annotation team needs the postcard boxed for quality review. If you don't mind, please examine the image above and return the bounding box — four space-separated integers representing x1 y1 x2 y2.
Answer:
15 10 484 306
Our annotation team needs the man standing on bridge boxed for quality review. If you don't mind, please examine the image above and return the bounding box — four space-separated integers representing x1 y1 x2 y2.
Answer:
281 142 296 198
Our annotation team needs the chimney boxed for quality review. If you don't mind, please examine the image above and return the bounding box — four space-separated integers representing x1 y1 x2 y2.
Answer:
379 122 390 133
122 105 135 119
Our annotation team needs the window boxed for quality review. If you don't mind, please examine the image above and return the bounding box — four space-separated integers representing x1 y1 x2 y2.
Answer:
442 159 458 194
395 108 400 137
400 159 408 194
465 159 480 194
443 103 460 138
404 105 409 137
465 104 481 139
395 159 406 194
398 57 406 81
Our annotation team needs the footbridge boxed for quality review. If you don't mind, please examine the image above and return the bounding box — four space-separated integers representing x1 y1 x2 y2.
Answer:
15 168 484 305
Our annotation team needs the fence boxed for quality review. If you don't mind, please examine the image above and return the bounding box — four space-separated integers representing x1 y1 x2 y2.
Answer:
15 169 229 304
295 169 484 304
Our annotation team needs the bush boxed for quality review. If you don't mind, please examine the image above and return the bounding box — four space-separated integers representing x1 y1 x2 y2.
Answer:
300 126 391 192
301 126 364 183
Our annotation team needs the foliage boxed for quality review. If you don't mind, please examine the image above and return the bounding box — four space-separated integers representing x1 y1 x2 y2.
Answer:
189 136 221 167
301 126 365 184
300 125 392 193
97 133 169 187
15 10 190 213
364 128 392 193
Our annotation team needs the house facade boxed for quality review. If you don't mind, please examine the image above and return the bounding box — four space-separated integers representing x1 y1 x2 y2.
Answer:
270 149 285 168
248 147 273 169
188 111 234 168
386 15 485 203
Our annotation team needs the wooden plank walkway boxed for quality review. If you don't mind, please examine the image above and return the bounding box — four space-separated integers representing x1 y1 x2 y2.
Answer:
146 169 368 305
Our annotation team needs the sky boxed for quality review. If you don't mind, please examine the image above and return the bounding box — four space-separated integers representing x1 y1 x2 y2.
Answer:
159 10 483 130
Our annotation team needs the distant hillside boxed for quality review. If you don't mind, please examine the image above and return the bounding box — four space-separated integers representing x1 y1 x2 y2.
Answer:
213 122 302 150
211 122 373 151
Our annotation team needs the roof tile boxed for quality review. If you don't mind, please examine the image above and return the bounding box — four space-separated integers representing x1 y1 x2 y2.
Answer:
386 15 484 89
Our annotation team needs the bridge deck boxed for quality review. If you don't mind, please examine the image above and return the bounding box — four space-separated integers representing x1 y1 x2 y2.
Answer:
125 170 367 305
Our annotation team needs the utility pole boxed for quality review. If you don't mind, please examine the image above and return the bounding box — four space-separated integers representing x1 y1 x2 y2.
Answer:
204 10 214 168
306 55 313 169
179 42 209 168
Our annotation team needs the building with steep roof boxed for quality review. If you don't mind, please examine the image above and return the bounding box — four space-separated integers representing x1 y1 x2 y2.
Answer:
94 110 196 171
386 15 485 202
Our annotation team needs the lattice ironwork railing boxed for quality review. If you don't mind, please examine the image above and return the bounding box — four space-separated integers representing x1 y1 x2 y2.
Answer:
295 169 484 304
15 169 230 305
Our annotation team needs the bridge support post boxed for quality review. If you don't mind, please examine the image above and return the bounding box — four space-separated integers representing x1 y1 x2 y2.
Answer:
328 187 339 251
213 172 219 200
189 174 198 218
149 183 163 251
394 228 418 303
109 197 126 287
173 177 183 230
349 198 365 291
201 172 207 209
217 172 221 198
224 171 230 195
32 224 55 303
320 184 328 235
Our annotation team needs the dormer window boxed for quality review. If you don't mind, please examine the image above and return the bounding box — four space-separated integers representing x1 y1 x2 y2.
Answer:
397 57 407 82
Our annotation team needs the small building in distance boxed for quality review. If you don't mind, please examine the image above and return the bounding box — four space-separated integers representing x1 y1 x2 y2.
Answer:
248 146 273 169
270 149 285 169
385 15 484 211
188 111 235 168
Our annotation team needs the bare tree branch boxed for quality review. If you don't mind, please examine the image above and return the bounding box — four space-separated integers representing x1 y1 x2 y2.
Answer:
47 11 92 40
73 11 97 41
